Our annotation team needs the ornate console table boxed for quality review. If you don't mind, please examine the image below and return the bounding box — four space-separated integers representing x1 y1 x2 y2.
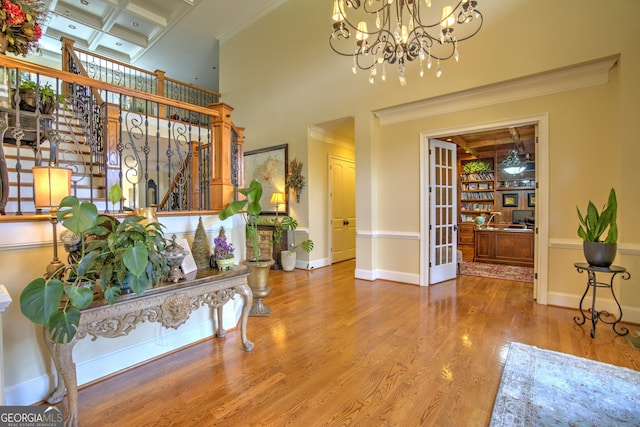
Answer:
44 266 253 427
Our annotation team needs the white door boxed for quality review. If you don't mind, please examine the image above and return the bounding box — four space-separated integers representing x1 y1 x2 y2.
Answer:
429 139 457 283
330 156 356 263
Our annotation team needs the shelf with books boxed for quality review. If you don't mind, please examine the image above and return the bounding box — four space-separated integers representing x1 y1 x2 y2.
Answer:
459 157 496 222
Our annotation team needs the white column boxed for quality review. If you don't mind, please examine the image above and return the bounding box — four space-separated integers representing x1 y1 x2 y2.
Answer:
0 285 13 405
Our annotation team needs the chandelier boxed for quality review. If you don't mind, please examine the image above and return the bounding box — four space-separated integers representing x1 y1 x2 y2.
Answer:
330 0 483 85
502 150 526 175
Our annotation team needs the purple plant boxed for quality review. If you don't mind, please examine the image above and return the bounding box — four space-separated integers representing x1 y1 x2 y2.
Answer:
214 231 235 260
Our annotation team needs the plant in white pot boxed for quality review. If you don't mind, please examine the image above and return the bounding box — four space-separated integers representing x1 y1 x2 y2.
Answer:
278 216 314 272
218 178 274 316
577 188 618 267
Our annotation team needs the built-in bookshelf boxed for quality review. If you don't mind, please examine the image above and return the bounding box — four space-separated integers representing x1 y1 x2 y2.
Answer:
459 158 495 222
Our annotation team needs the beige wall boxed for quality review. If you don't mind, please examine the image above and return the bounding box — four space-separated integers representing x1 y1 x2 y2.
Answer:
220 0 639 308
3 0 639 404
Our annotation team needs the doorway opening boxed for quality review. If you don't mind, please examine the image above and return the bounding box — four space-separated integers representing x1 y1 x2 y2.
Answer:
420 114 549 304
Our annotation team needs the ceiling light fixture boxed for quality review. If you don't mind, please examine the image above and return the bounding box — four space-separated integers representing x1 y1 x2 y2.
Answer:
330 0 483 86
503 149 526 175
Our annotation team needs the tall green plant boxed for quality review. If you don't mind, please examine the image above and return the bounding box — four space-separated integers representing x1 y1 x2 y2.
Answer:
218 179 264 261
576 188 617 243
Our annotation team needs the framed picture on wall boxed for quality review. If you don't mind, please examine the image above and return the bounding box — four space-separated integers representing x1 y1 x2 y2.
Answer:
528 193 536 207
502 193 518 207
244 144 288 215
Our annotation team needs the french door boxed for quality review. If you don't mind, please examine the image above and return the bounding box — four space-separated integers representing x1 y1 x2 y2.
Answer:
428 139 458 284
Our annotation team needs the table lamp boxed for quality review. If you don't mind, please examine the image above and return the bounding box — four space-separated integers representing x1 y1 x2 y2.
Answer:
270 191 285 218
32 165 72 278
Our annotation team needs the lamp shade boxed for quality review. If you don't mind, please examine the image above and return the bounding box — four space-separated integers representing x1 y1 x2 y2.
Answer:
32 166 72 209
270 191 286 206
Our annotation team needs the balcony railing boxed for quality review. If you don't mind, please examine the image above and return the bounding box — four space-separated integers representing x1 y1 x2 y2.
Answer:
61 37 221 113
0 54 243 218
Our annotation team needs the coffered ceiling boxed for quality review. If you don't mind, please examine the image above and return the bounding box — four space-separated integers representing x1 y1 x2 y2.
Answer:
40 0 284 90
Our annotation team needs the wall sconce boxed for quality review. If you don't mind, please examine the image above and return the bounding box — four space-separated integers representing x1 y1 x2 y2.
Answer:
32 166 72 278
270 191 286 218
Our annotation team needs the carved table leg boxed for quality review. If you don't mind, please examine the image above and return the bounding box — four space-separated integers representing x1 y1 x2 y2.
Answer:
215 305 226 338
237 283 254 351
43 329 79 427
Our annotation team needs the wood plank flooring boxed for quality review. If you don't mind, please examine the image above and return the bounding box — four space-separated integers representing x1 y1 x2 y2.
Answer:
76 260 640 426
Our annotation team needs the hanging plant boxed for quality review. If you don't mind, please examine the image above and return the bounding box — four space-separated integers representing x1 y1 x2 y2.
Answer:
287 158 305 203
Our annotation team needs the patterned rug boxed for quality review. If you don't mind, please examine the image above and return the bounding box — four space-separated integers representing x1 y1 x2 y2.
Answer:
460 261 533 283
490 342 640 426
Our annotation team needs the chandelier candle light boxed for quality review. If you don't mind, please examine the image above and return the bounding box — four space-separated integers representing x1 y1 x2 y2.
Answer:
330 0 483 85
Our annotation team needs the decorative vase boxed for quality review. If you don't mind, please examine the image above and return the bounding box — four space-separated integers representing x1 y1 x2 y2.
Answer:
244 259 275 316
583 242 617 268
164 234 189 283
216 257 235 271
281 250 296 272
133 206 158 226
191 217 211 269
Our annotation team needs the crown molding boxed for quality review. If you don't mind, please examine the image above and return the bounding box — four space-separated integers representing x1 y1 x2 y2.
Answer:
374 56 619 126
308 125 354 148
218 0 288 44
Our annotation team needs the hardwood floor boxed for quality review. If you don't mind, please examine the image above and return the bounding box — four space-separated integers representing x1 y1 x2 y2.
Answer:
76 260 640 426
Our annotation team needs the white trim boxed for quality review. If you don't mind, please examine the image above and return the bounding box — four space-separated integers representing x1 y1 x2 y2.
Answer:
547 293 640 326
374 56 618 126
356 230 420 240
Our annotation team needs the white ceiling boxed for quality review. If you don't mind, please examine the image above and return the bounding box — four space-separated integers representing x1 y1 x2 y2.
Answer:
40 0 286 91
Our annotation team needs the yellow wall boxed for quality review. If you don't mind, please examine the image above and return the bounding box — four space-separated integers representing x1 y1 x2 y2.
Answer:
220 0 639 308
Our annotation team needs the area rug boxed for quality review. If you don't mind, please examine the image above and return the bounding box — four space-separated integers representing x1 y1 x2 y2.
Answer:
460 261 533 283
490 342 640 426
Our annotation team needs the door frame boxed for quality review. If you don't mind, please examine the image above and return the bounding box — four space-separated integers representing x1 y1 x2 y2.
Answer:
419 113 549 304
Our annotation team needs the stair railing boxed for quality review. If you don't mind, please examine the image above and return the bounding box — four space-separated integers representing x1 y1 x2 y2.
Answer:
0 54 241 218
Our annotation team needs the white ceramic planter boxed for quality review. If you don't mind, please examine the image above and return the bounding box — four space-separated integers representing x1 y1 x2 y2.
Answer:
281 250 296 271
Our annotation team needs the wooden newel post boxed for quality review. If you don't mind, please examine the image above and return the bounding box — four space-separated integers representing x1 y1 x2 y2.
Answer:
155 69 166 118
208 103 243 211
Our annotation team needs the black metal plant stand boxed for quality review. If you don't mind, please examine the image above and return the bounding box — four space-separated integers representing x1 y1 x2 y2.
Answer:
573 262 631 338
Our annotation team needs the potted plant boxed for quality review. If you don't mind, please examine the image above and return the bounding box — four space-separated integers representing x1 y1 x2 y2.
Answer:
577 187 618 267
12 80 65 114
278 216 314 272
19 184 168 343
213 227 235 271
218 178 274 316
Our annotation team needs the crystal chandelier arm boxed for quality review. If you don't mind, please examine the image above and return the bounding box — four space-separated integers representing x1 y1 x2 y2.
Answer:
329 0 484 84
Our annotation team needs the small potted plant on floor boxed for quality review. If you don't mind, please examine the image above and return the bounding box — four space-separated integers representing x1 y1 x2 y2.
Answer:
278 216 314 272
577 187 617 267
20 184 168 343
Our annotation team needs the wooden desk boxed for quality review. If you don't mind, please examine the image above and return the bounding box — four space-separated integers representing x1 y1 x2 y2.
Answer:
474 228 534 267
44 266 253 427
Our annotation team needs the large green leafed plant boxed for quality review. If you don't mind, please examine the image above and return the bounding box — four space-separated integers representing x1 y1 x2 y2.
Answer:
20 184 168 343
218 179 264 261
576 188 618 243
278 216 314 253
